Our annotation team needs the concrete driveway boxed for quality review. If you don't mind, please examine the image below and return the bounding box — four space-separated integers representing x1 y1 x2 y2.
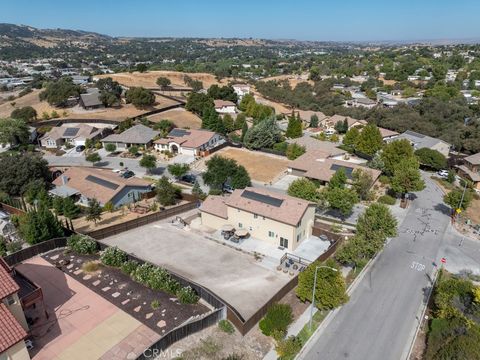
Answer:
101 219 291 320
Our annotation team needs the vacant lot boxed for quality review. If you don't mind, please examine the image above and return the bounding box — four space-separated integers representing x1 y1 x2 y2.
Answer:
198 147 289 183
0 89 57 118
101 219 291 320
97 71 230 89
148 108 202 129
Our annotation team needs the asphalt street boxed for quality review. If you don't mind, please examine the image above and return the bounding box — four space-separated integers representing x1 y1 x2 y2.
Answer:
300 173 477 360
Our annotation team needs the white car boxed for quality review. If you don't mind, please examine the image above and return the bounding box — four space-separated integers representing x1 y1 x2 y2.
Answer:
437 170 449 178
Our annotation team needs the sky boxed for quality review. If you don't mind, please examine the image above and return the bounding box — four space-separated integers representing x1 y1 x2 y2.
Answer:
2 0 480 42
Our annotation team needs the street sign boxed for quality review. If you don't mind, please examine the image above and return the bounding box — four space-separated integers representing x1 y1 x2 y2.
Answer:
441 257 446 264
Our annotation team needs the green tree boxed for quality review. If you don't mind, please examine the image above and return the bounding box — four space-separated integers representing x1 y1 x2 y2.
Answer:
167 163 189 179
86 198 102 225
128 146 139 156
321 187 358 217
52 196 64 215
85 152 101 166
296 260 348 310
125 87 155 108
156 77 171 90
285 143 306 160
381 139 415 176
444 188 473 211
352 169 374 200
105 143 116 152
202 155 250 190
97 77 122 107
156 176 181 206
234 113 247 130
0 118 30 146
0 153 49 196
287 178 320 202
415 148 447 171
10 106 37 122
185 92 214 116
222 114 235 133
334 119 349 134
19 204 64 245
153 119 175 137
258 303 293 337
139 154 157 173
207 85 238 103
310 114 319 128
355 123 383 156
39 77 81 106
240 121 248 142
103 201 115 212
230 165 251 189
62 197 80 219
343 127 360 148
285 113 303 138
356 203 398 239
136 63 148 73
201 106 225 134
329 168 347 189
243 117 282 149
390 157 425 197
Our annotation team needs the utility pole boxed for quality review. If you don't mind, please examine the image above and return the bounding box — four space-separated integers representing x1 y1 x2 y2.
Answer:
309 265 338 331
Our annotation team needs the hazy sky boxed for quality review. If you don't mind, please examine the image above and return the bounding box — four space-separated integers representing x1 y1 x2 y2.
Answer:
2 0 480 41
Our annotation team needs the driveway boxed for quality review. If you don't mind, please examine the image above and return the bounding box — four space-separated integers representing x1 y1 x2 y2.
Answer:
101 218 291 320
300 173 467 360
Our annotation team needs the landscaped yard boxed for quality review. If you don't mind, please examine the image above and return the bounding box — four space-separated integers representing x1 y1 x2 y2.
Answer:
197 147 290 183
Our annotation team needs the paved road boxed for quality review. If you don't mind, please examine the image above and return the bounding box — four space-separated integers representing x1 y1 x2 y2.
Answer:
300 174 466 360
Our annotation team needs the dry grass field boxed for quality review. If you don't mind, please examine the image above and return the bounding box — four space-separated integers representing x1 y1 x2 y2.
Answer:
97 71 232 89
0 89 58 118
148 108 202 129
259 74 313 88
198 147 289 183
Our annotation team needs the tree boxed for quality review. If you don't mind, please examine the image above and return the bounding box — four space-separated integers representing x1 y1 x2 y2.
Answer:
139 154 157 173
85 152 101 166
62 197 80 219
156 77 171 90
415 148 447 171
381 139 415 176
86 198 102 225
201 106 225 133
355 123 383 156
243 117 282 149
105 143 116 152
321 187 359 217
18 204 64 245
222 114 235 133
167 163 189 179
52 196 64 215
259 303 293 337
136 63 148 73
287 178 320 202
39 77 81 106
11 106 37 122
334 119 349 134
444 188 473 211
97 77 122 107
103 201 114 212
128 146 139 156
0 118 30 146
352 169 373 200
329 168 347 189
0 153 49 196
285 143 306 160
184 75 203 92
296 260 348 310
153 119 175 136
185 92 214 116
310 114 319 128
390 157 425 197
125 87 155 108
285 113 303 138
207 85 238 103
234 113 247 130
156 176 181 206
202 155 250 190
356 203 398 239
240 121 248 142
342 126 360 148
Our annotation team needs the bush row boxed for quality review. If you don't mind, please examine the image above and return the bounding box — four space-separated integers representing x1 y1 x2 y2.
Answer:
66 234 97 254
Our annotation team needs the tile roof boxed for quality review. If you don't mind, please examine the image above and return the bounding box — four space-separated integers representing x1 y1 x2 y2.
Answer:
52 167 152 205
0 303 27 353
199 195 228 219
465 152 480 165
101 124 159 145
0 258 19 300
41 124 102 142
324 115 367 128
214 99 236 108
154 129 217 149
377 127 399 138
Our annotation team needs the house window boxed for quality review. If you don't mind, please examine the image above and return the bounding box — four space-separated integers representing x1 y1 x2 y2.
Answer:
268 231 274 238
297 234 300 242
249 226 252 231
254 214 258 219
5 295 15 306
238 223 243 228
280 237 288 248
297 221 301 228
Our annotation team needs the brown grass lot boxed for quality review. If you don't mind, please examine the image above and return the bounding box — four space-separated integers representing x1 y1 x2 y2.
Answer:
148 108 202 129
97 71 232 89
465 196 480 224
1 90 181 122
198 147 289 183
259 74 313 89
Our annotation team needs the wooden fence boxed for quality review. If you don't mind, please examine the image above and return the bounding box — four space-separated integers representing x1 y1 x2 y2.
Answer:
83 201 198 240
4 237 67 267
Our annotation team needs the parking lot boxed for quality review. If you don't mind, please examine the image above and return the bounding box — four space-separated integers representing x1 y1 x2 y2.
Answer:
101 219 291 320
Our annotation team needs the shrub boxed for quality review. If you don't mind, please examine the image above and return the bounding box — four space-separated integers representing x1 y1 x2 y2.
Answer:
67 234 97 254
82 261 101 273
6 241 22 254
120 260 139 275
378 194 396 205
100 246 127 267
176 286 200 304
259 303 293 337
151 300 161 310
378 175 390 185
218 319 235 334
275 335 303 360
132 263 181 294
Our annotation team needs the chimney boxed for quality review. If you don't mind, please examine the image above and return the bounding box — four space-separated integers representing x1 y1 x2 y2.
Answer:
61 175 68 185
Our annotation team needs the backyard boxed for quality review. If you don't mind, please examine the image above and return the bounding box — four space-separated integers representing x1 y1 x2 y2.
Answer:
196 147 290 183
148 108 202 129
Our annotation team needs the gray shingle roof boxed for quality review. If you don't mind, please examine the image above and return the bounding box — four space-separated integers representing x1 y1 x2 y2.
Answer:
395 130 451 149
101 124 159 145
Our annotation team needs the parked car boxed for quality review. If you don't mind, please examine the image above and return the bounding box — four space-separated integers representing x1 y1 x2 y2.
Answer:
121 170 135 178
181 174 196 184
223 184 234 194
75 145 85 152
437 169 449 178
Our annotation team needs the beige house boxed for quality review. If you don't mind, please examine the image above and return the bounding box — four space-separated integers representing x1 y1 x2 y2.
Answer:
154 128 223 156
457 152 480 191
200 187 316 251
40 124 105 148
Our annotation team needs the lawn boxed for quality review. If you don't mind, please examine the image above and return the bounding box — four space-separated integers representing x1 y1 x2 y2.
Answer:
200 147 290 183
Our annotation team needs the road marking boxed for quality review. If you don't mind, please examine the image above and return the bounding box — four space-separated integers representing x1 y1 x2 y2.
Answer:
411 261 426 272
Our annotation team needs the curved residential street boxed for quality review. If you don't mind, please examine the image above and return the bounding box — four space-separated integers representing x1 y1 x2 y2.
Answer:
300 174 480 360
